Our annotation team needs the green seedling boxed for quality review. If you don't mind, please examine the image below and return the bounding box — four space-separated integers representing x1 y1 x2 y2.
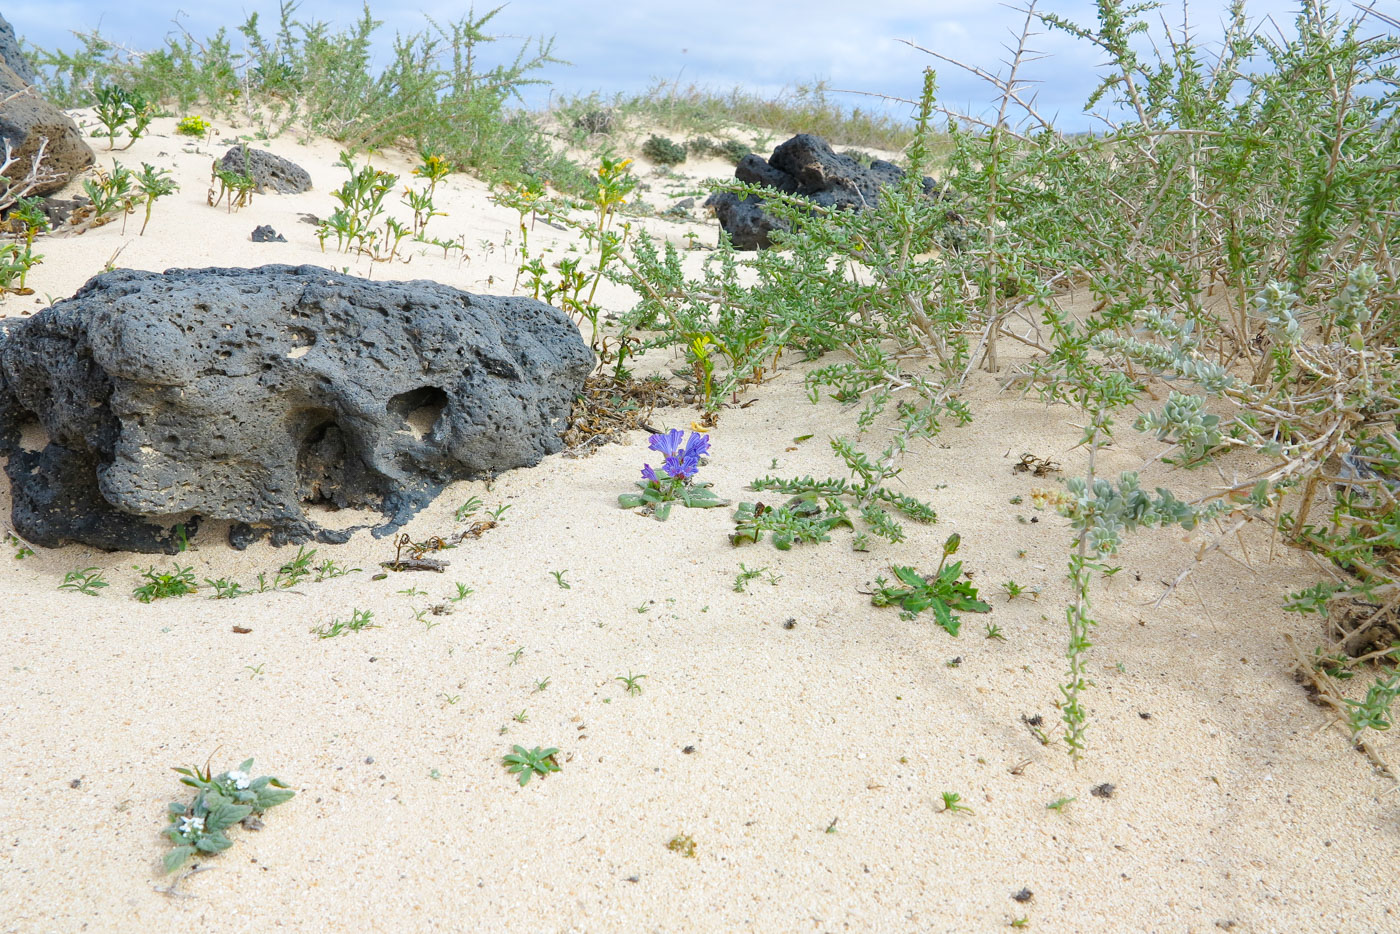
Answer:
550 570 571 589
454 496 483 521
534 677 551 693
512 709 529 723
244 664 264 678
488 504 512 521
1002 580 1025 600
448 583 474 602
939 792 973 814
985 623 1006 641
1046 796 1076 813
205 577 248 600
163 757 293 873
133 162 177 235
133 565 198 603
311 608 376 639
507 647 524 665
616 672 647 696
871 535 991 635
93 85 153 150
59 567 108 596
397 586 427 597
502 745 559 786
733 563 768 592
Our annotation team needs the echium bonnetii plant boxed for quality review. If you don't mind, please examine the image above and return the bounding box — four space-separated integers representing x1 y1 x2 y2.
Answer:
162 757 294 873
618 429 728 520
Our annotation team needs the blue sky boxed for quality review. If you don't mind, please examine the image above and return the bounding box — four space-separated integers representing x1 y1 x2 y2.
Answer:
6 1 1348 131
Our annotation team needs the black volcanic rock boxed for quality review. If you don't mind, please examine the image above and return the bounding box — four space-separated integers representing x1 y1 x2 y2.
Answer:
0 265 594 552
705 133 946 249
219 144 312 194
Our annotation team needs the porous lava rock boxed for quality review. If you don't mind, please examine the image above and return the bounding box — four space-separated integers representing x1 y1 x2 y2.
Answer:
219 144 313 194
251 224 286 242
0 61 94 196
704 133 945 249
0 14 36 86
0 264 594 552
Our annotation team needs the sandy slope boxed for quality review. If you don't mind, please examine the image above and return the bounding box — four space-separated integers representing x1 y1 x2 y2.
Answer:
0 114 1396 934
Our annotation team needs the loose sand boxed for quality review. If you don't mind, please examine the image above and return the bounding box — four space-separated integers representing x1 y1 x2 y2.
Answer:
1 115 1396 934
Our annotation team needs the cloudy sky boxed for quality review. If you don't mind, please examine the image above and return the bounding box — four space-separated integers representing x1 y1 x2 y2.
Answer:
7 1 1372 131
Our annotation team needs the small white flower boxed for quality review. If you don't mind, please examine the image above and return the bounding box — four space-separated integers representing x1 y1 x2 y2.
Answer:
178 815 205 835
226 769 251 790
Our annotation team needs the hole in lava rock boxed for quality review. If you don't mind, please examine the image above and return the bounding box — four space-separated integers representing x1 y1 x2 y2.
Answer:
287 327 316 359
17 416 47 453
296 411 348 506
387 386 448 441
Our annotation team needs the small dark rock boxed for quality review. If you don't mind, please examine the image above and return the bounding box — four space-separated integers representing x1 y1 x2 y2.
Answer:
1013 888 1033 903
1091 783 1116 798
671 197 695 211
219 144 312 194
682 745 695 755
782 618 796 630
251 225 286 243
1139 712 1152 720
69 778 81 788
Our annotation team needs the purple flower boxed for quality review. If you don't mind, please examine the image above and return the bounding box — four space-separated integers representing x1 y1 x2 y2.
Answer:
642 429 710 482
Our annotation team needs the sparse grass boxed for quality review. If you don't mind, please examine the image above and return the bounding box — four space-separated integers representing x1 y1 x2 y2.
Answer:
311 608 376 639
558 79 924 152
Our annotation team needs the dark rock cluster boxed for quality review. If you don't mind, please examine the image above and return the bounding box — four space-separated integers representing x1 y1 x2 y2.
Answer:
704 133 946 250
0 265 594 552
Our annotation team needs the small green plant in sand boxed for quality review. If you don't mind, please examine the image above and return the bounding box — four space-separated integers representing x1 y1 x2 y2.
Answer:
163 757 294 873
488 504 512 521
132 162 178 235
743 439 939 548
4 532 34 559
454 496 483 521
311 608 376 639
732 563 769 592
175 115 211 137
133 565 198 602
666 833 697 857
58 567 108 596
550 570 571 589
92 84 154 150
1046 796 1076 814
939 792 973 815
503 745 560 786
871 534 991 635
204 577 248 599
616 672 647 696
75 162 136 232
448 583 474 602
619 429 727 520
209 163 255 213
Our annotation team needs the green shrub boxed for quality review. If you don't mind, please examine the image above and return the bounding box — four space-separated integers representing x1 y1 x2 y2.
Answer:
641 134 686 166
